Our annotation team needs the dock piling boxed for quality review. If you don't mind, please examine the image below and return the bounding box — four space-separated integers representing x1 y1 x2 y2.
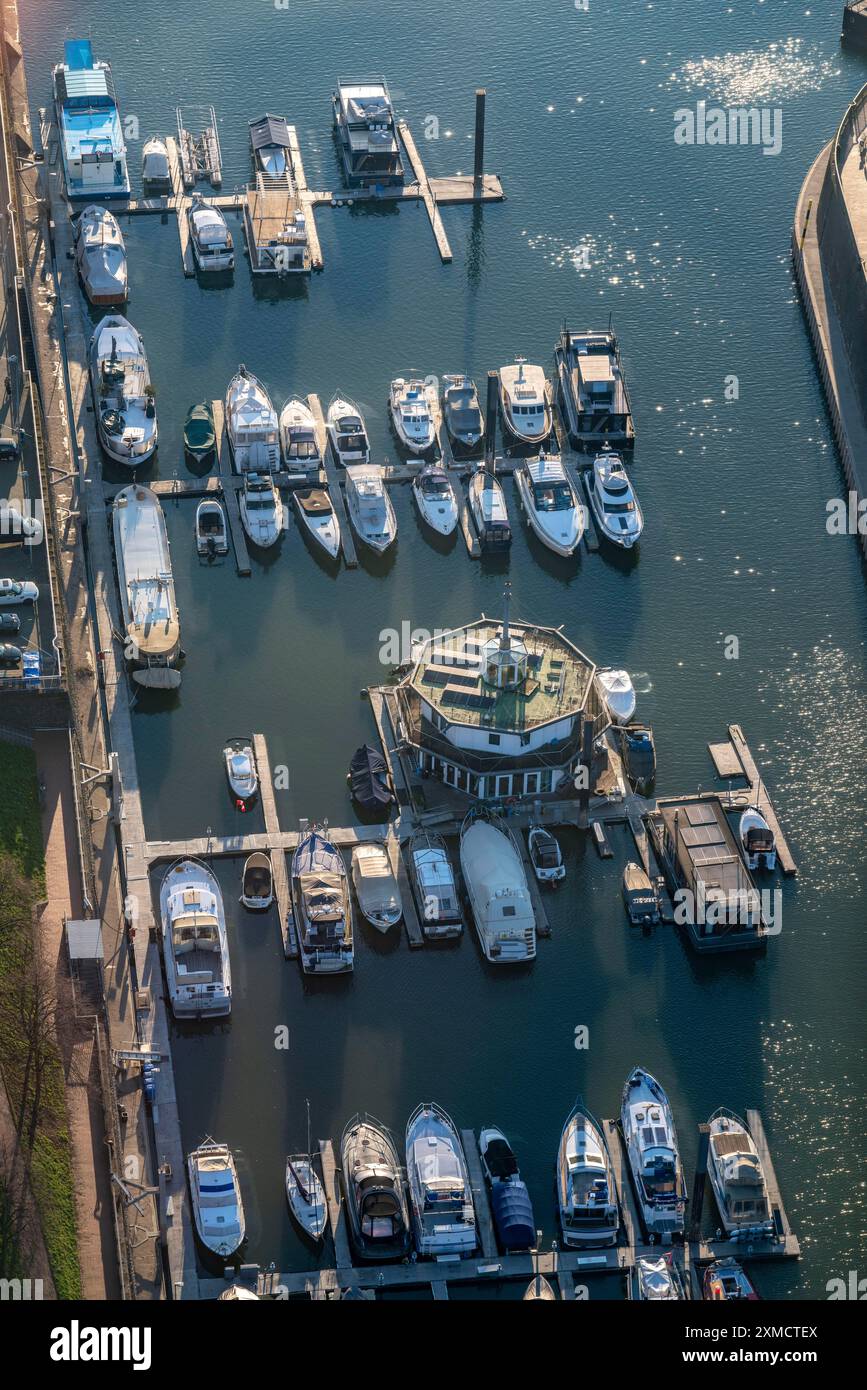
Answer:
473 89 486 189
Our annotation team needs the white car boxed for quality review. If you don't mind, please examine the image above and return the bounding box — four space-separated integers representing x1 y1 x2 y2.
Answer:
0 504 43 546
0 578 39 605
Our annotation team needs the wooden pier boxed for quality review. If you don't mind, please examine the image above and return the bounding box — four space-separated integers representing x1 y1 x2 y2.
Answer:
288 127 323 271
452 472 482 558
516 829 552 938
213 399 252 576
252 734 294 958
165 136 195 276
385 829 424 949
397 120 453 263
319 1140 353 1267
461 1129 498 1258
726 725 797 875
308 392 357 567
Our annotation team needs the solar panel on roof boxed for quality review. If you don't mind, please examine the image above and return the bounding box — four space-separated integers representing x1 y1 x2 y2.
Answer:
684 802 718 826
681 824 726 848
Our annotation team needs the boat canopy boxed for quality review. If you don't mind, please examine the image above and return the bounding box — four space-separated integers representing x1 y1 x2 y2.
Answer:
297 489 332 516
184 403 215 450
349 744 392 811
249 114 291 150
490 1181 535 1251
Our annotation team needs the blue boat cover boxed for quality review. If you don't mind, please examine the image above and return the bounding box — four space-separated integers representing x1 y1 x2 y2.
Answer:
490 1181 535 1251
65 40 94 71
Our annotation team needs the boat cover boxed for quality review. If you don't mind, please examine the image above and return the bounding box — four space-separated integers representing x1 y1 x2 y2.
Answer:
349 744 392 811
249 114 291 150
184 403 215 451
490 1181 535 1251
297 489 332 515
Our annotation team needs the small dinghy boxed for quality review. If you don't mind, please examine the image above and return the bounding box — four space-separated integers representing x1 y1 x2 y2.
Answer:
527 826 565 883
597 668 636 725
293 488 340 560
622 861 661 926
184 401 216 464
285 1101 328 1241
188 1138 245 1258
224 737 258 810
468 467 511 551
280 396 321 469
195 498 228 557
739 805 776 871
412 463 459 537
442 374 483 454
479 1126 535 1252
240 852 273 911
74 205 128 305
703 1258 760 1301
523 1274 556 1301
635 1253 686 1300
327 394 370 467
348 744 394 814
351 842 402 932
142 136 172 191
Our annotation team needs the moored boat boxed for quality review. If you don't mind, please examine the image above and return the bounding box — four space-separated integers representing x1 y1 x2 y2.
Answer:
340 1114 411 1262
635 1253 686 1300
183 401 216 464
460 809 536 963
739 806 776 871
442 374 484 454
112 485 180 688
407 830 463 940
225 366 280 474
90 315 158 466
621 1067 686 1238
707 1109 772 1239
597 668 636 725
188 196 234 272
348 744 394 813
74 205 128 304
195 498 228 557
291 825 354 974
142 136 171 190
405 1103 477 1258
351 842 403 932
327 395 370 466
412 463 459 537
527 826 565 883
498 360 552 446
555 326 635 451
285 1101 327 1241
703 1258 760 1301
240 852 273 911
587 448 643 549
52 40 130 200
223 737 258 810
478 1126 535 1251
249 113 292 182
159 859 232 1018
345 465 397 553
293 488 341 560
557 1101 619 1248
188 1139 245 1257
622 861 661 926
389 377 436 455
523 1274 556 1300
240 473 285 549
279 396 321 469
619 723 656 792
515 452 584 556
468 467 511 551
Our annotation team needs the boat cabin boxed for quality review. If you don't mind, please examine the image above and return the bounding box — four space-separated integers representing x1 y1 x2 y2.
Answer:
333 78 405 187
53 40 130 199
655 797 767 952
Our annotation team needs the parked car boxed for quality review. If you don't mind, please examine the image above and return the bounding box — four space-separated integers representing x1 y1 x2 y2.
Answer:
0 643 22 665
0 612 21 632
0 578 38 605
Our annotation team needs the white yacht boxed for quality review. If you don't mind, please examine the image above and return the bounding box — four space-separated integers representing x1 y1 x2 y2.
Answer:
89 315 158 466
74 205 127 304
188 1139 245 1258
597 668 636 725
557 1101 620 1247
344 465 397 553
195 498 228 557
159 859 232 1018
293 488 341 560
142 136 171 191
442 374 483 453
112 486 181 689
240 473 285 549
188 197 234 272
405 1103 477 1258
459 811 536 964
351 842 403 932
223 737 258 809
225 367 280 474
407 830 463 940
587 449 644 549
527 826 565 883
291 825 354 974
327 395 370 467
621 1068 686 1238
279 396 321 469
515 452 584 555
498 360 552 445
468 467 511 551
707 1110 772 1238
739 806 777 871
389 378 436 455
412 463 459 537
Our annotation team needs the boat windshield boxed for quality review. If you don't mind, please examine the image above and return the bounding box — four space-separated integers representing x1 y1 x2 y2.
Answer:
603 499 636 514
642 1148 678 1197
420 474 450 496
532 480 573 512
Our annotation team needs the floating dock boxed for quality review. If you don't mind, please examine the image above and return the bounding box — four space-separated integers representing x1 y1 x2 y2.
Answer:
213 399 252 576
396 120 453 263
309 393 357 568
252 734 294 958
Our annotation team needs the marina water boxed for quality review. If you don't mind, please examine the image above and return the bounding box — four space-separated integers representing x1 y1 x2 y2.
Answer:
21 0 867 1294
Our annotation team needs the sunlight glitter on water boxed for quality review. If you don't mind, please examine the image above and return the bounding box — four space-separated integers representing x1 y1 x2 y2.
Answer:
671 38 840 106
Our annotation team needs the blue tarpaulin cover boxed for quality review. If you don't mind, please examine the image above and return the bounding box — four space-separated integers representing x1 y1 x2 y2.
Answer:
490 1181 535 1251
65 40 94 71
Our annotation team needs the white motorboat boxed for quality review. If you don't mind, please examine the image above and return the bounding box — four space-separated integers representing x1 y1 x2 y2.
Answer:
739 806 777 871
635 1253 686 1300
74 205 127 304
459 810 536 963
225 366 280 474
159 859 232 1018
468 467 511 551
340 1114 412 1262
0 578 38 606
223 737 258 809
188 1139 245 1257
89 315 158 466
389 377 436 455
622 862 661 926
240 852 273 911
442 374 483 453
351 842 403 932
587 449 644 549
407 830 463 940
597 668 636 724
285 1101 327 1241
112 486 181 688
291 825 354 974
498 360 552 445
411 463 459 537
279 396 321 469
515 452 584 556
293 488 341 560
142 136 171 190
327 395 370 466
707 1109 772 1239
523 1275 556 1300
240 472 285 549
405 1103 477 1258
344 465 397 553
188 196 234 272
557 1101 620 1248
527 826 565 883
621 1067 686 1238
195 498 228 557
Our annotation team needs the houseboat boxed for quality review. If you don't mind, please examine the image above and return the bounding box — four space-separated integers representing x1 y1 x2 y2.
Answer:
332 78 405 188
555 326 635 450
112 485 181 688
52 40 130 200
